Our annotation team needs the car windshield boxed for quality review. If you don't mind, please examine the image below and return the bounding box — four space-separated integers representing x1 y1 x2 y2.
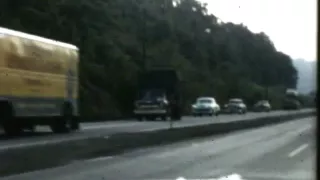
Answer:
141 89 165 100
229 99 242 104
197 99 212 104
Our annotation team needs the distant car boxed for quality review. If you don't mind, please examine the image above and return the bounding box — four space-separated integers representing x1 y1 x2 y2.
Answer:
222 98 247 114
253 100 271 112
191 97 220 116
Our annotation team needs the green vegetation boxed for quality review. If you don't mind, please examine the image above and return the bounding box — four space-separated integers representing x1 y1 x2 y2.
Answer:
0 0 299 119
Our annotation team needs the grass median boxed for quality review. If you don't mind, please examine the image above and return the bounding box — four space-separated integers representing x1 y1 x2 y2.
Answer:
0 111 315 177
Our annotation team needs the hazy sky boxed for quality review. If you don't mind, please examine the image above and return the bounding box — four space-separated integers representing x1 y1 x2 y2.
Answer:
200 0 317 61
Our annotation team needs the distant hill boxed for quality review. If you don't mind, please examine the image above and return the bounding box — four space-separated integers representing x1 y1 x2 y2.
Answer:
292 59 316 94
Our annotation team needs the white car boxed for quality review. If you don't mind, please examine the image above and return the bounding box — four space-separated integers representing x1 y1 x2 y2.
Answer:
191 97 220 116
223 98 247 114
253 100 271 112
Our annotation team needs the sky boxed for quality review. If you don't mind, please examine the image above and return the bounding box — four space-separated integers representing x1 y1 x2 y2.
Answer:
199 0 317 61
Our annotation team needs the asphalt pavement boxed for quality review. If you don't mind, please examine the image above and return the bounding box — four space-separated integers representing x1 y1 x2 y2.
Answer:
1 116 315 180
0 109 312 150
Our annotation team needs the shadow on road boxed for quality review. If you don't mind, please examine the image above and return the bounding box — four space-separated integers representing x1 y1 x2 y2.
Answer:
0 131 52 141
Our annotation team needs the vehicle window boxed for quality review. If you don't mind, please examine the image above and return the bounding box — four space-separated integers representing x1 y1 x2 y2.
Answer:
142 89 165 100
257 100 268 104
198 99 212 104
229 99 242 104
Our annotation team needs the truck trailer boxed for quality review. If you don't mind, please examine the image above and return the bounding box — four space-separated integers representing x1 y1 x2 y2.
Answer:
0 27 79 135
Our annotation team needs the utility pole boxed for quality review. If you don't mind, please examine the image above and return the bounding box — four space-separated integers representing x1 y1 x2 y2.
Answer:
265 85 269 100
262 69 269 101
142 7 147 71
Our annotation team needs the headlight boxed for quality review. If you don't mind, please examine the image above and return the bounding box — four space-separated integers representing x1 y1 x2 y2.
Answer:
192 104 197 108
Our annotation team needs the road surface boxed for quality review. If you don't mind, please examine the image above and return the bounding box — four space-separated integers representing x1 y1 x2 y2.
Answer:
1 116 315 180
0 109 312 150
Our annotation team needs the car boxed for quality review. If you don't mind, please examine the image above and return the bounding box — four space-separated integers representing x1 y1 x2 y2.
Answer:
191 97 220 116
222 98 247 114
253 100 271 112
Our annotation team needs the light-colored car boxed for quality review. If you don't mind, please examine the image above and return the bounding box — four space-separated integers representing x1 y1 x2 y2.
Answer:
223 98 247 114
191 97 220 116
253 100 271 112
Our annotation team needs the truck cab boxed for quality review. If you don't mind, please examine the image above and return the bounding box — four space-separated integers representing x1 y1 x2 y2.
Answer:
133 69 181 121
134 89 169 121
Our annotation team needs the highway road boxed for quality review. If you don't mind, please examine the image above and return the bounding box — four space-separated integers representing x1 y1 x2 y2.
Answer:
1 116 315 180
0 109 313 150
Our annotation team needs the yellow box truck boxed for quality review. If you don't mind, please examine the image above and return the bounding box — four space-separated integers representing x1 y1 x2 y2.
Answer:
0 27 79 135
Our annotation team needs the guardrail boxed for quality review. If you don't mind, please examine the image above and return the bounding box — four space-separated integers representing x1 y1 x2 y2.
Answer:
79 108 314 122
0 110 315 177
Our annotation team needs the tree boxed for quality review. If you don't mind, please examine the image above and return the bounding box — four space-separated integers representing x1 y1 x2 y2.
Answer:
0 0 299 118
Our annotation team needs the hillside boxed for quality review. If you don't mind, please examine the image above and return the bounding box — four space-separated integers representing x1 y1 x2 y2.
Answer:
0 0 298 118
293 59 316 94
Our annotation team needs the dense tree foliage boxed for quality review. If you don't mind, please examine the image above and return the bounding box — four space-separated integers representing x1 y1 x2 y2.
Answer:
0 0 299 118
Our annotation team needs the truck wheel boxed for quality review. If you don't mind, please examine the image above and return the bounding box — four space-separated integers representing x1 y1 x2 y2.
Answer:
3 122 22 136
3 120 22 136
70 116 80 131
25 125 36 132
161 116 167 121
51 104 73 133
137 116 143 121
146 116 155 121
1 103 22 136
51 115 73 133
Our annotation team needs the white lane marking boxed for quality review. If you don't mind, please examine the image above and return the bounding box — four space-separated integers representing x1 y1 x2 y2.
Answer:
139 127 163 132
86 156 113 162
153 119 313 159
176 177 186 180
242 170 313 180
176 173 245 180
294 125 312 135
288 144 309 157
217 173 245 180
83 123 139 130
71 156 114 164
153 149 181 158
0 136 88 151
0 135 111 151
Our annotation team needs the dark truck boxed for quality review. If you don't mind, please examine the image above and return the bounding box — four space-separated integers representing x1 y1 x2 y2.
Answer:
133 69 182 121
